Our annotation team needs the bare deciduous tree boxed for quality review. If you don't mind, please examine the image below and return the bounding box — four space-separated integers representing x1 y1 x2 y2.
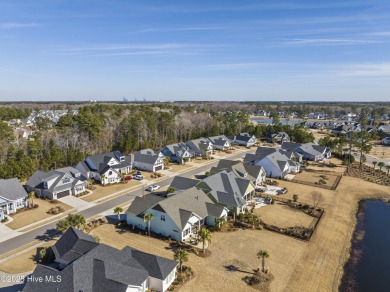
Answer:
311 191 324 208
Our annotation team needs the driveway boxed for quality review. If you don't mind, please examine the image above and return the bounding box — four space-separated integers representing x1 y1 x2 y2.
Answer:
0 223 20 243
59 195 96 211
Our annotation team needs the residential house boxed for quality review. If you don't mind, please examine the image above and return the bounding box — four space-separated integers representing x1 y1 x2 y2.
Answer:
0 178 27 218
186 138 213 156
281 142 331 161
266 132 290 144
207 135 231 150
209 159 266 186
133 149 165 172
76 151 133 184
197 170 255 214
126 187 228 241
257 110 270 117
26 167 86 199
244 147 300 179
23 227 177 292
233 133 257 147
378 124 390 133
160 143 193 164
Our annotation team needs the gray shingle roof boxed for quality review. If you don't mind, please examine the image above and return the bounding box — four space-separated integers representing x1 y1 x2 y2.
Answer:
169 176 200 191
161 143 191 158
134 150 161 165
208 135 230 146
52 226 99 264
23 230 177 292
0 178 27 201
156 187 226 229
235 132 254 142
84 152 133 174
201 170 254 208
126 194 165 217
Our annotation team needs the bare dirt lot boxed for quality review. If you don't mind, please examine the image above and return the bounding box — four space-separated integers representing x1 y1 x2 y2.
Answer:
7 199 72 230
165 163 193 173
254 203 315 228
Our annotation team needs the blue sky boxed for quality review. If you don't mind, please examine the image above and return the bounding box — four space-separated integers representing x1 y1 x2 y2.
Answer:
0 0 390 101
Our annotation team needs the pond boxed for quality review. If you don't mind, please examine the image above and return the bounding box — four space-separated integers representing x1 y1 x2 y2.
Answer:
339 200 390 292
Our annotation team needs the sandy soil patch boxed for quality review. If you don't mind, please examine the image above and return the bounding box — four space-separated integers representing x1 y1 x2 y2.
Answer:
91 223 306 292
81 180 141 203
306 158 346 174
7 199 72 230
0 241 55 274
255 204 315 229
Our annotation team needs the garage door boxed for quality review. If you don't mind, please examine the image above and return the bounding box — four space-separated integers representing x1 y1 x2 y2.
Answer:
56 190 70 199
154 165 163 171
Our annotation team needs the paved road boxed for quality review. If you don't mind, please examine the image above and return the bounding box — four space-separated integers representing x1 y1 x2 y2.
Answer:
0 151 250 256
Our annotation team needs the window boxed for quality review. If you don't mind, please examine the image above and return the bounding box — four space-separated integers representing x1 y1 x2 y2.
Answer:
108 171 112 175
160 215 165 221
62 178 70 184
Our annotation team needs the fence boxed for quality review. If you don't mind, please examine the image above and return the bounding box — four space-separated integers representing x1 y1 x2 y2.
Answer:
291 176 342 190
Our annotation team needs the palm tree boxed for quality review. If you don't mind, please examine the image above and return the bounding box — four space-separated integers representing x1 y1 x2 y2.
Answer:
87 179 94 187
215 216 227 230
114 206 123 222
372 161 377 170
143 213 154 236
198 227 212 254
247 214 259 229
27 191 35 208
293 194 298 202
257 250 270 273
174 248 189 273
100 174 106 185
119 172 126 183
378 162 385 171
386 164 390 176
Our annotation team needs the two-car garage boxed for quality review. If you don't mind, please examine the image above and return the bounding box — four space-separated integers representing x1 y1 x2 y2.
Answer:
56 190 71 199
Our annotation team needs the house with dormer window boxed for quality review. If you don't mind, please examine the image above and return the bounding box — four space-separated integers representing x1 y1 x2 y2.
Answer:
26 167 86 199
75 151 133 185
126 187 227 242
133 149 165 172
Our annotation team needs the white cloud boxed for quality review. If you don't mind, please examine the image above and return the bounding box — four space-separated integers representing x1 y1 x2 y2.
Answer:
0 22 40 29
340 63 390 77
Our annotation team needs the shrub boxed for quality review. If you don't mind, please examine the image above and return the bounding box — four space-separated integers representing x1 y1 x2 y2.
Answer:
1 217 9 223
33 204 39 209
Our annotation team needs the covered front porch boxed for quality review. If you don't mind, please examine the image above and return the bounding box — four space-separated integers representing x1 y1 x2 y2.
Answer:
182 215 205 243
0 198 16 215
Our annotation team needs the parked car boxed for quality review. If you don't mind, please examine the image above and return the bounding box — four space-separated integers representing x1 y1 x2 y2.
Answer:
133 174 144 180
277 188 287 195
124 175 133 181
146 185 160 192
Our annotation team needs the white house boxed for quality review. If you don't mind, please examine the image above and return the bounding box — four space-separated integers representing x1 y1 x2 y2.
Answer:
24 227 178 292
281 142 331 161
133 149 165 172
26 167 86 199
76 151 133 184
209 159 266 186
126 187 228 242
207 135 231 150
0 178 27 218
160 143 193 164
234 133 257 147
244 147 301 179
186 138 214 156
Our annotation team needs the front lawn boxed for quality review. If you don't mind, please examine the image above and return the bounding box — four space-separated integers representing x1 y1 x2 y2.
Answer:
7 198 72 230
81 180 142 203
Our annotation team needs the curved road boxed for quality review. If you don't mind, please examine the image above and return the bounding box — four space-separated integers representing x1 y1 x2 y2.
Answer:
0 151 251 256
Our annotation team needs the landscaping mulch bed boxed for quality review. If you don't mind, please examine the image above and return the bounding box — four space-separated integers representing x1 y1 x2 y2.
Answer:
345 163 390 186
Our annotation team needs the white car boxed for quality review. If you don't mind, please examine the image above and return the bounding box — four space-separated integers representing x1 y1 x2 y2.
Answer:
146 185 160 192
133 174 144 180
